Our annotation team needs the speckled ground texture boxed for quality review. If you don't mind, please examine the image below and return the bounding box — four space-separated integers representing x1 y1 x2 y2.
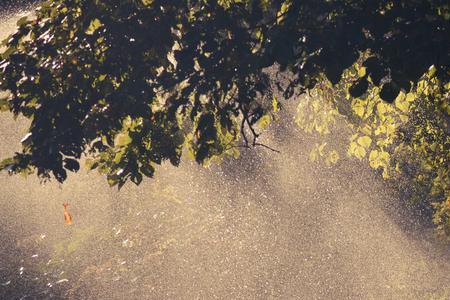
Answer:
1 7 450 300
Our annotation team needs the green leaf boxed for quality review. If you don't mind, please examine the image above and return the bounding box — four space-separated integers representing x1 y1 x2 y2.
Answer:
357 136 372 148
309 147 318 162
348 141 366 160
256 114 271 129
115 133 132 146
16 16 29 26
354 146 366 160
1 46 16 59
405 93 416 102
131 173 143 185
272 95 281 113
277 0 292 24
85 159 99 170
318 142 327 156
369 149 390 171
107 176 119 187
374 125 386 136
357 66 366 78
325 150 340 166
85 18 102 35
352 99 365 118
395 92 410 113
140 164 155 177
0 158 14 171
376 102 388 116
0 98 10 112
369 150 379 168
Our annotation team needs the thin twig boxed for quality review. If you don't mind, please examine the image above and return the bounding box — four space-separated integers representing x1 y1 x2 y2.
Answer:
244 115 260 146
225 142 281 154
240 115 248 146
253 142 281 153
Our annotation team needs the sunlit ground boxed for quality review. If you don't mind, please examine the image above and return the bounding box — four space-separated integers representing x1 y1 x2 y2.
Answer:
1 6 450 300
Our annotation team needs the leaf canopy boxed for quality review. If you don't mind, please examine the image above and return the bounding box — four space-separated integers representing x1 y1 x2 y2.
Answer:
0 0 449 186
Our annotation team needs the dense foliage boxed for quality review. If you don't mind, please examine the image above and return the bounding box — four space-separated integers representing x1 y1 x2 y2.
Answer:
296 58 450 236
0 0 449 190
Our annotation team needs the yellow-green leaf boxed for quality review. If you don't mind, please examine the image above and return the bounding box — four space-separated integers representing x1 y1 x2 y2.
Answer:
325 150 340 166
369 150 379 168
318 142 327 156
348 141 366 159
309 148 318 162
277 0 292 24
272 95 281 113
358 66 366 77
86 18 102 35
376 102 388 116
405 92 416 103
352 99 365 118
256 114 271 129
115 133 132 146
396 101 409 112
357 136 372 148
354 145 366 159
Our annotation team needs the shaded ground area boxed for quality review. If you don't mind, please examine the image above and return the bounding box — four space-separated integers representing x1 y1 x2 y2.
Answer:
1 9 450 300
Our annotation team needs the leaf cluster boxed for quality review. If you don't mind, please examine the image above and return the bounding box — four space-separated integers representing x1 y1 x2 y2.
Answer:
0 0 449 186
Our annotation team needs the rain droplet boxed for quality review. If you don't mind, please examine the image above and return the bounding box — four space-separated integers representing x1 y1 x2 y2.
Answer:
55 279 68 284
122 239 134 248
20 132 32 143
1 280 11 286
